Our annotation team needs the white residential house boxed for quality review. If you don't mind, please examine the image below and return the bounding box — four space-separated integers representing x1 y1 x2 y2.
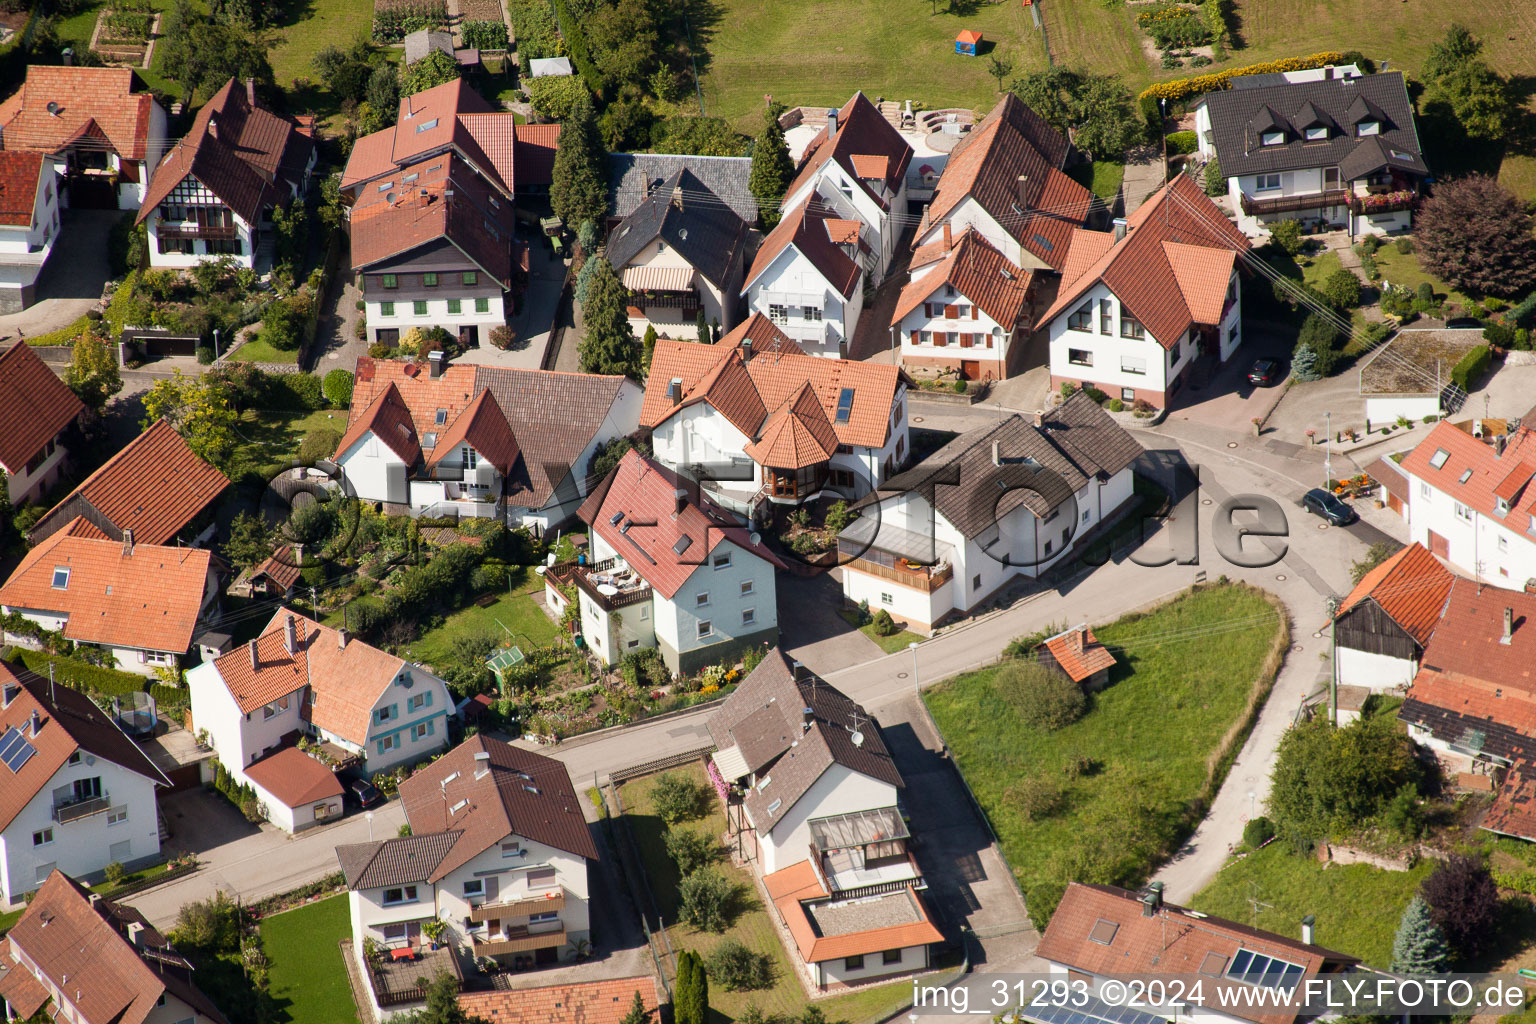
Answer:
561 450 785 677
1331 542 1456 691
187 610 450 831
742 199 866 359
641 318 908 517
337 736 599 1017
1195 66 1427 238
0 664 170 905
839 397 1141 633
334 354 642 530
780 93 912 286
1397 419 1536 589
1038 176 1249 410
706 650 943 989
0 339 83 506
0 152 59 312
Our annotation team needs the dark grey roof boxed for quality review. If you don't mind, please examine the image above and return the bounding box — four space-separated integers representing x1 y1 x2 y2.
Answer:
606 168 749 289
608 152 758 223
708 648 903 831
404 29 454 65
865 393 1143 539
1199 71 1426 181
336 831 463 889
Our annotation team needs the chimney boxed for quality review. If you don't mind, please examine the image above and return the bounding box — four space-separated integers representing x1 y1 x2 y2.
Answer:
283 615 298 656
1033 409 1044 428
1323 64 1334 80
942 222 952 251
1016 174 1030 206
0 681 16 707
826 108 839 137
293 542 304 567
419 188 432 208
1141 881 1164 917
667 378 683 405
672 184 684 210
246 77 256 106
991 440 1002 467
1502 607 1514 646
1301 914 1315 945
30 709 40 737
428 349 446 379
208 115 217 139
802 706 814 732
60 47 73 67
248 639 259 671
674 487 688 516
89 893 101 906
741 336 753 363
1495 433 1508 456
122 528 134 557
337 627 350 650
791 660 809 681
1112 218 1128 242
127 922 144 947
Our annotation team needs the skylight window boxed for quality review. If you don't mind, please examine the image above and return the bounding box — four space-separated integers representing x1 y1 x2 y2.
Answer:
377 181 394 192
767 798 782 815
422 432 438 449
415 118 440 133
835 388 854 424
674 535 693 556
435 409 448 426
757 774 771 790
523 784 540 794
610 512 624 525
404 173 420 183
1032 234 1054 252
1088 919 1119 945
449 798 468 814
1459 469 1473 484
51 567 69 590
1429 448 1451 469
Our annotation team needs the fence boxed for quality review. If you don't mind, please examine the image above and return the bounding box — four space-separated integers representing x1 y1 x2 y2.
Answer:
608 744 717 784
600 776 680 1001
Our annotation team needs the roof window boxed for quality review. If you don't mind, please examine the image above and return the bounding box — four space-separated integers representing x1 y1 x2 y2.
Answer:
415 118 440 133
674 535 693 556
404 173 419 183
435 408 448 425
449 798 468 814
766 798 782 815
835 387 854 424
377 181 393 192
1458 468 1473 484
1429 448 1451 469
1261 131 1285 146
51 567 69 590
1088 919 1119 945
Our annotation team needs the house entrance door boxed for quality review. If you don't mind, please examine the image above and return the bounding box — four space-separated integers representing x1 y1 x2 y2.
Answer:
960 360 981 380
1428 531 1449 558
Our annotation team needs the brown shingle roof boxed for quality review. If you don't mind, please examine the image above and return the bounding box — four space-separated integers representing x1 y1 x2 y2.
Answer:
1037 176 1249 347
0 338 83 476
1037 883 1357 1024
917 93 1091 270
0 521 213 654
0 66 157 161
717 312 803 357
0 661 170 832
890 228 1033 327
0 938 49 1018
0 150 43 225
337 831 464 889
1041 626 1115 683
399 735 598 880
513 123 561 186
458 976 659 1024
28 419 231 546
744 197 861 299
785 93 911 214
1484 764 1536 840
1335 542 1455 647
244 746 343 808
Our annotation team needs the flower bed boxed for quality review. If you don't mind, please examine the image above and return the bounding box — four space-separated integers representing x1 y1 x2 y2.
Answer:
373 0 449 41
1136 3 1210 48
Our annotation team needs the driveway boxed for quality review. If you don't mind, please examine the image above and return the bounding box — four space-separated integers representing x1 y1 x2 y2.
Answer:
774 570 882 674
311 246 366 373
0 209 120 340
457 233 563 370
1164 323 1295 431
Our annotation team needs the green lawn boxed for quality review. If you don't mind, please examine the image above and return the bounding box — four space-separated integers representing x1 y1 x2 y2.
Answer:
229 407 345 470
260 894 359 1024
925 583 1285 899
1192 844 1432 968
1069 160 1127 202
403 568 561 668
836 608 923 654
1368 246 1480 308
230 335 302 364
619 766 936 1023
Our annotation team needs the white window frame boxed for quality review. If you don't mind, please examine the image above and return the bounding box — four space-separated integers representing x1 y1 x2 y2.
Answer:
697 619 713 639
107 806 128 826
463 879 485 898
742 608 756 626
712 551 732 569
1357 121 1380 137
1068 348 1093 366
1254 174 1282 192
412 722 431 741
1305 126 1327 141
33 828 53 847
696 592 710 608
740 580 754 596
383 885 419 906
1260 131 1285 147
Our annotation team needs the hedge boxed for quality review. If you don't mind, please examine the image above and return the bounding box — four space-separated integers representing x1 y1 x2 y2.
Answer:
1449 344 1491 392
1139 51 1349 103
16 649 148 696
1506 292 1536 330
1166 130 1198 155
549 0 602 95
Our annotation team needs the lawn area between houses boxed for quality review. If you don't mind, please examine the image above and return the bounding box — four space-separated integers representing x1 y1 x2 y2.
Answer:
404 567 561 667
1068 160 1126 202
229 406 346 470
230 334 302 364
618 765 942 1023
836 607 924 654
924 583 1286 909
260 894 359 1024
1191 843 1432 968
1368 246 1480 309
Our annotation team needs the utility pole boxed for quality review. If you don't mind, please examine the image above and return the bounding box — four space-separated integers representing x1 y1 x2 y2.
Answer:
1325 596 1339 726
1324 411 1332 488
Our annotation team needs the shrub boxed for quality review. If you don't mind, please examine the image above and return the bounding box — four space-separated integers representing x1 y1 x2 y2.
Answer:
678 868 736 932
298 428 342 465
824 500 853 533
995 660 1088 730
104 861 126 885
1420 853 1499 960
870 609 898 636
1358 235 1381 256
1242 816 1275 848
1320 268 1362 309
171 892 243 954
1203 158 1224 197
322 369 354 407
705 939 775 991
651 772 708 825
489 325 516 350
368 342 396 358
665 827 719 876
1267 219 1303 256
1165 130 1198 155
1268 714 1425 841
1107 397 1125 412
1190 54 1212 67
1359 252 1378 281
1059 381 1078 399
461 18 508 50
1010 775 1067 821
1415 281 1435 304
952 379 967 394
196 345 214 365
1449 344 1490 392
1139 51 1349 104
1395 237 1415 254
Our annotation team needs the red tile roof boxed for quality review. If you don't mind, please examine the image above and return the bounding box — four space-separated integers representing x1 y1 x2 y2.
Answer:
745 197 861 298
1400 422 1536 536
1041 626 1115 683
244 746 344 809
890 228 1033 327
716 312 803 358
0 338 83 475
1038 883 1356 1024
764 861 943 963
249 544 302 592
744 383 839 470
0 150 43 225
335 382 425 466
1037 175 1249 348
0 661 170 832
458 976 658 1024
1484 764 1536 840
1335 542 1455 646
0 66 157 161
28 419 230 546
1415 578 1536 695
0 520 212 653
424 389 521 476
786 93 911 214
0 938 49 1018
917 93 1090 270
642 340 902 452
577 451 786 598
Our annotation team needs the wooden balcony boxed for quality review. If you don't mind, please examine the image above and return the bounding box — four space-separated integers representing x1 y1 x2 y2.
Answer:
1238 189 1351 217
841 554 954 593
1350 193 1416 216
468 889 567 923
156 223 239 241
473 926 565 956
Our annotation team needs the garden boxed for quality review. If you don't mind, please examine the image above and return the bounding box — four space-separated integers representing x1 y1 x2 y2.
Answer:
924 582 1286 928
92 0 157 65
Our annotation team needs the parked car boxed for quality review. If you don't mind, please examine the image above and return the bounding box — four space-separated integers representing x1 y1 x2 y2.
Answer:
1301 487 1358 526
1247 358 1284 386
348 779 383 809
1443 317 1483 329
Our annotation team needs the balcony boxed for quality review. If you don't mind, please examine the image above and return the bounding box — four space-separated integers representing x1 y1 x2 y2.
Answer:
840 553 953 593
155 223 240 241
473 926 565 956
468 889 567 923
1350 191 1416 216
54 794 110 824
367 944 461 1008
570 558 653 612
1238 189 1351 217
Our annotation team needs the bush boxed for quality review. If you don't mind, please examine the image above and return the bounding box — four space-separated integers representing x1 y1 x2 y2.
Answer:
1203 158 1224 197
1395 237 1415 254
1449 344 1491 391
196 345 214 365
1010 775 1067 821
1320 268 1362 309
952 379 967 394
489 325 516 350
368 342 395 358
1268 219 1303 256
1420 853 1500 959
1107 397 1125 412
651 772 708 825
678 868 736 932
1267 714 1425 841
298 427 342 465
870 609 898 636
1190 55 1212 67
1026 880 1068 932
171 892 243 954
1139 51 1349 104
323 369 354 407
1359 252 1378 281
705 939 775 991
665 827 719 876
995 660 1088 730
824 500 853 533
1165 130 1197 155
1415 281 1435 304
1059 381 1078 399
1358 235 1381 256
104 861 126 885
1242 816 1275 848
461 18 508 49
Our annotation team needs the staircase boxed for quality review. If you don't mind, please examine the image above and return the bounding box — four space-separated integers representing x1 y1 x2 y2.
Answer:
255 233 277 275
158 807 171 844
1441 382 1468 415
877 100 903 130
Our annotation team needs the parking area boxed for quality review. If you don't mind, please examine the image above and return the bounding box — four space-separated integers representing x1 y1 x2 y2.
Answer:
1165 325 1295 431
775 571 883 675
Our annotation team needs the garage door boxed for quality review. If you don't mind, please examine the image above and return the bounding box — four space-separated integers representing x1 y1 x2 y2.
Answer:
165 763 203 793
140 336 198 358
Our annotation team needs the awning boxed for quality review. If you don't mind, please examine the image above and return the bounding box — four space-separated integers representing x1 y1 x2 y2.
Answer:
623 266 696 292
711 745 750 782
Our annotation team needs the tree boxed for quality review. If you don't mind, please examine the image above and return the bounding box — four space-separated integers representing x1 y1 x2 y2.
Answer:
313 36 375 103
652 116 750 157
1267 218 1303 256
748 114 794 229
1422 25 1510 141
1203 158 1224 197
1350 541 1402 584
665 827 719 875
225 510 273 570
142 370 238 466
588 436 633 483
1419 853 1500 959
1267 715 1424 842
642 323 658 372
1416 175 1536 298
1009 67 1145 159
64 332 122 411
402 971 490 1024
550 91 609 231
1320 268 1361 310
1391 895 1450 975
1422 23 1483 82
159 0 273 103
1289 343 1319 382
586 0 661 93
650 771 707 824
578 256 639 377
365 63 401 128
695 308 710 342
527 76 588 122
674 951 706 1024
988 55 1015 92
705 939 774 991
619 991 652 1024
995 660 1087 730
1009 66 1076 134
402 49 461 96
323 369 355 408
1295 313 1339 378
678 868 735 932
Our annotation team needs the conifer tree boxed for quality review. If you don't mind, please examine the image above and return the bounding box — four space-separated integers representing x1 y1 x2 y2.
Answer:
579 256 638 377
1391 895 1450 975
748 113 794 229
550 91 609 230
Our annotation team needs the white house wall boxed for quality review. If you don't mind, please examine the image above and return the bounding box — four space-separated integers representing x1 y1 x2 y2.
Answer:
652 543 778 669
816 942 927 987
1403 466 1536 589
618 239 731 340
357 666 451 774
1336 646 1419 690
338 432 411 506
758 763 899 875
914 197 1052 273
745 246 861 359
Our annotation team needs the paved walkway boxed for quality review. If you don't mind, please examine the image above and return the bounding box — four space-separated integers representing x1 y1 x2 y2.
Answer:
311 256 366 372
1120 144 1167 216
0 209 118 341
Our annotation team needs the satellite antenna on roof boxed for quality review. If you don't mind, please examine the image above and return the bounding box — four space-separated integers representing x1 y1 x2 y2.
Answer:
45 101 59 117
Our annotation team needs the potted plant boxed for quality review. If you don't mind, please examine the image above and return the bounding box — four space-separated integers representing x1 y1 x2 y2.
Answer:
1305 428 1316 445
423 919 447 950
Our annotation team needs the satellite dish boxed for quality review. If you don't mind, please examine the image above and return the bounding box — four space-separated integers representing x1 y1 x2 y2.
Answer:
850 730 864 747
85 755 96 766
46 101 58 116
749 532 761 545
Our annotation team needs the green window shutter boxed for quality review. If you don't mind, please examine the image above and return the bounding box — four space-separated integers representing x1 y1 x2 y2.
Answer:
474 297 489 313
413 300 428 316
447 299 461 314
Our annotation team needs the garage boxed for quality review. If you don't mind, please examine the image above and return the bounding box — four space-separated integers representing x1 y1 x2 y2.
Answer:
164 762 205 793
119 328 200 364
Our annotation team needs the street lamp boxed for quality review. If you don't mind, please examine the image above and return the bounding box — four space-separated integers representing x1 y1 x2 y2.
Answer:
909 641 921 699
366 810 374 841
212 328 221 363
1324 411 1332 490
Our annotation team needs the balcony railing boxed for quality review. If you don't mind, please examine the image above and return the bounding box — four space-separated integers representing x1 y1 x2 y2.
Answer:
468 889 567 923
156 223 239 241
1238 189 1352 217
1350 192 1416 216
473 926 565 956
571 563 653 611
54 794 110 823
840 553 954 593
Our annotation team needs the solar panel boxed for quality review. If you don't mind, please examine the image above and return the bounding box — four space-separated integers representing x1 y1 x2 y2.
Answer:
835 388 854 424
1020 994 1170 1024
1226 948 1304 992
0 727 37 773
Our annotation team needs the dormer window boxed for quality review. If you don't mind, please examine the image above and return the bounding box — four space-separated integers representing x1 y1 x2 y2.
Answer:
1261 131 1285 146
1305 126 1327 141
1497 498 1512 516
1357 121 1380 137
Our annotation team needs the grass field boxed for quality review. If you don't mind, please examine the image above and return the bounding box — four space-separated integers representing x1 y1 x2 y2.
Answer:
1368 246 1479 308
260 895 360 1024
229 407 343 468
405 568 561 667
619 766 942 1023
836 607 924 654
1192 844 1433 968
1068 160 1128 201
925 583 1284 898
230 335 302 364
